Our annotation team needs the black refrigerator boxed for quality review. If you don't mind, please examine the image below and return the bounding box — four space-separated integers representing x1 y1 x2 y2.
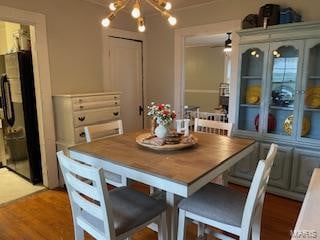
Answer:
0 51 42 184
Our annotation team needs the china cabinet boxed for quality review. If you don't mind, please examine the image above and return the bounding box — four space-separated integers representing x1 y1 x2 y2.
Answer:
230 21 320 201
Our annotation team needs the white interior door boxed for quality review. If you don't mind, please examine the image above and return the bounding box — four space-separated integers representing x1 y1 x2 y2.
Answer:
108 37 144 132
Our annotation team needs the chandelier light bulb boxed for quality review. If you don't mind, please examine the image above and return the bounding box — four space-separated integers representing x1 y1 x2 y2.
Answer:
109 2 117 11
132 7 141 18
168 16 177 26
138 25 146 32
101 18 111 27
132 0 141 19
164 2 172 10
251 50 257 56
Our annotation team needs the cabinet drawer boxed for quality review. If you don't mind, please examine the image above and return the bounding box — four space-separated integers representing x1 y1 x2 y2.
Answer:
73 100 120 111
260 143 292 189
73 107 120 127
72 95 120 105
291 148 320 194
74 127 87 143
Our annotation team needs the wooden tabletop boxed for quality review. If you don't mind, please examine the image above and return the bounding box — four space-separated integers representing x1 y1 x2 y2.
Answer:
70 131 255 186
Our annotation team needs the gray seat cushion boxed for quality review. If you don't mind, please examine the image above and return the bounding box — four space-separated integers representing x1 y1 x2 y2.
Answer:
178 183 247 227
110 187 166 235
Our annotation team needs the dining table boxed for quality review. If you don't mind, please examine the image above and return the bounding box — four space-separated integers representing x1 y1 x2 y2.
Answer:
69 131 256 240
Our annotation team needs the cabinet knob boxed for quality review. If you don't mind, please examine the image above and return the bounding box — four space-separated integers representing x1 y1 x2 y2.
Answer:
79 132 85 138
113 112 119 116
80 105 84 109
115 102 118 105
78 99 83 102
78 116 86 121
114 96 118 100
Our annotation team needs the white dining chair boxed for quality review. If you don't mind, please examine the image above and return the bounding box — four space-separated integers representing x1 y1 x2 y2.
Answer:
194 118 233 137
84 120 124 143
82 120 127 188
57 151 168 240
194 118 233 185
177 144 278 240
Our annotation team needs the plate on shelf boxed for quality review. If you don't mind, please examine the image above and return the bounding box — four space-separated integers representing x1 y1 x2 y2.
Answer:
246 85 261 104
254 114 276 133
272 85 295 107
306 87 320 108
283 115 311 136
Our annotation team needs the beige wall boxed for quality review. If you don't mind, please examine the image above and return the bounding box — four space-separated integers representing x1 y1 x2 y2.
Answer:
0 0 135 94
145 0 320 106
185 46 225 111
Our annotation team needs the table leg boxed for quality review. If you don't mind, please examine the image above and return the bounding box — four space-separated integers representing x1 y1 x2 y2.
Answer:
166 192 181 240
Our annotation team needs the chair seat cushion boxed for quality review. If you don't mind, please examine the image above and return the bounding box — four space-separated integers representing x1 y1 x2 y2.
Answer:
111 187 166 235
178 183 246 227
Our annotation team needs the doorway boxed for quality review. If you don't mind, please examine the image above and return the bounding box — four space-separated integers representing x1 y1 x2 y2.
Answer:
184 33 231 114
174 20 241 123
0 20 45 205
107 36 144 132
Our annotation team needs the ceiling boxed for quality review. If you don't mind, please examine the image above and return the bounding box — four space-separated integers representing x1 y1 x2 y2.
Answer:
185 33 227 47
86 0 216 15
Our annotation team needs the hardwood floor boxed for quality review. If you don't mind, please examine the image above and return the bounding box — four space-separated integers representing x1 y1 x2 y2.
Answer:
0 184 301 240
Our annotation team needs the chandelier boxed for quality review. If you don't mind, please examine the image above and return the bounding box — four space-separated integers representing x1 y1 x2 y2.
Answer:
102 0 177 32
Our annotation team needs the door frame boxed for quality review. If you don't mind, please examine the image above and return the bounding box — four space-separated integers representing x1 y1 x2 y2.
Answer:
174 19 242 122
102 28 147 126
0 5 58 188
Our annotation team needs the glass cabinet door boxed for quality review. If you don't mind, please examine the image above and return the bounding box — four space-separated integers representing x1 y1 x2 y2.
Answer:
238 45 267 132
299 40 320 141
264 41 303 138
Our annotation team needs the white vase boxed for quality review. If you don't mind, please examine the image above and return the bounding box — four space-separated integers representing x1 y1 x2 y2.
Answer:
155 122 169 139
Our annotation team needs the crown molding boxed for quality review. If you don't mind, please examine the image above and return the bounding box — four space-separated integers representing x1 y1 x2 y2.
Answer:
82 0 106 7
146 0 220 17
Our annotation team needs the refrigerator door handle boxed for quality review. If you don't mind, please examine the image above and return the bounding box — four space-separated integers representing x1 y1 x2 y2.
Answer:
1 74 15 127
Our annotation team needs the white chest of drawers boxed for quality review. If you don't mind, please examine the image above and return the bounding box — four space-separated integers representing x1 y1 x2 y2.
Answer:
53 92 121 147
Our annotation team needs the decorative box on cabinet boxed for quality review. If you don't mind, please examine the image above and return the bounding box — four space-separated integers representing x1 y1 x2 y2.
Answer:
291 148 320 194
260 143 292 189
53 92 121 147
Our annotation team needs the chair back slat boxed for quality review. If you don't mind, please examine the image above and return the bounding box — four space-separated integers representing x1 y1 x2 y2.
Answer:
84 120 123 143
71 191 104 220
57 151 116 240
65 172 99 201
194 118 233 137
241 144 278 238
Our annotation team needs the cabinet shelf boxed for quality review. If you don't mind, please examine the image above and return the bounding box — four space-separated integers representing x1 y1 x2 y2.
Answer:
270 106 294 111
241 76 262 80
304 107 320 112
240 104 260 108
272 81 296 84
309 76 320 80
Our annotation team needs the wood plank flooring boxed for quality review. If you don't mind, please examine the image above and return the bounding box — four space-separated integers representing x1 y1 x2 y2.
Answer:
0 184 301 240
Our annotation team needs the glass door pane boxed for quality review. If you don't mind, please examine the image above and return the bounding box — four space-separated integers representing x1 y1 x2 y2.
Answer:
301 42 320 140
238 48 264 132
267 45 299 136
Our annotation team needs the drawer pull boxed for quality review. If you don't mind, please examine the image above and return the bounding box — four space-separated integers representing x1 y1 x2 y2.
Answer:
78 99 83 103
115 102 118 105
114 96 118 100
113 112 119 116
78 116 86 121
79 132 85 138
80 105 84 109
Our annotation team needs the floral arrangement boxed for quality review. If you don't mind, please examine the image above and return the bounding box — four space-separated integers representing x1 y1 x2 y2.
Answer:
147 102 176 126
